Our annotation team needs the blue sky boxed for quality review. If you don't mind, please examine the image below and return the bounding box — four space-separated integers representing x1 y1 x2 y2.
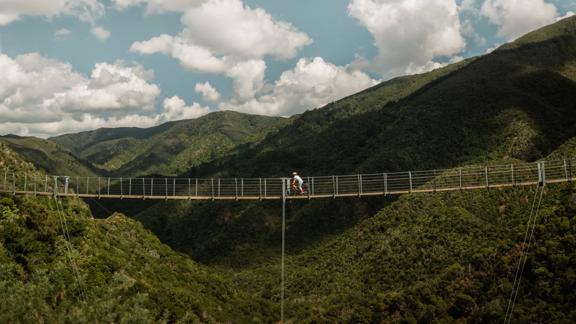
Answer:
0 0 574 137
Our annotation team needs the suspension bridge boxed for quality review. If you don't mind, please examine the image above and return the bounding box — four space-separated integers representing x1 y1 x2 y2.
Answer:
2 158 573 323
0 158 573 200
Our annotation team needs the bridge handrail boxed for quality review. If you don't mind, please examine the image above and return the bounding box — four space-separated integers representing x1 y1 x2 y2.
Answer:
0 158 573 200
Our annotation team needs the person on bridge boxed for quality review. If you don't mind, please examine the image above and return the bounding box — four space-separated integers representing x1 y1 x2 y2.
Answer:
292 172 304 194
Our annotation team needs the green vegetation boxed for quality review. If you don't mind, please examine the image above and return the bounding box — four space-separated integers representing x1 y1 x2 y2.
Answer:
233 182 576 322
51 111 290 177
0 136 100 177
0 194 273 322
2 16 576 323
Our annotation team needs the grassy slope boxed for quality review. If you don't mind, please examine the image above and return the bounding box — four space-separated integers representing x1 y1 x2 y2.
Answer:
0 136 100 177
0 145 273 323
51 111 291 177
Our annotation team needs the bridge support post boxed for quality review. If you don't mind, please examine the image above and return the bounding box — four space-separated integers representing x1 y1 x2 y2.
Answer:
383 173 388 195
538 162 546 187
511 164 515 187
53 176 58 197
2 170 7 193
280 177 287 323
459 168 462 191
408 171 412 193
44 175 48 194
485 167 489 189
211 178 214 200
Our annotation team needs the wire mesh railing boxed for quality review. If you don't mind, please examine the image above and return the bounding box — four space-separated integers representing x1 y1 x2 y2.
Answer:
0 158 574 200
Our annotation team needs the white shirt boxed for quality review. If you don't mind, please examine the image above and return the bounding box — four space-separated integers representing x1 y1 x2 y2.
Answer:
294 175 303 185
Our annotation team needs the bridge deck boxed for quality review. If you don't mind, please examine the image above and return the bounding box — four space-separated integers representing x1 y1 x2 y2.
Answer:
1 159 573 200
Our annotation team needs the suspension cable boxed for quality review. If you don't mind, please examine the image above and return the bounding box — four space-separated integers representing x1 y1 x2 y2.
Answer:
51 194 88 303
504 184 545 323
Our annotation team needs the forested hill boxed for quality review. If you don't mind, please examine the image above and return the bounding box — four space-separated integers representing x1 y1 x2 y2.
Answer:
0 143 272 322
50 111 290 177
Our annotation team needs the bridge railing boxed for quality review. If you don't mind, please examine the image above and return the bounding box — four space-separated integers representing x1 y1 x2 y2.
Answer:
0 158 574 199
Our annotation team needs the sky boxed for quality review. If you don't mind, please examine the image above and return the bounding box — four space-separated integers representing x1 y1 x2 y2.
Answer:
0 0 574 138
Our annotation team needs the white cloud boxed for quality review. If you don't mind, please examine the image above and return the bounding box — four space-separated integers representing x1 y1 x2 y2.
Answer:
195 82 220 102
225 59 266 102
131 0 313 111
112 0 206 13
220 57 378 116
0 52 211 138
161 96 210 122
179 0 311 60
131 0 311 73
54 28 71 40
131 34 227 73
46 62 160 114
0 0 105 26
91 26 110 41
348 0 466 77
480 0 558 40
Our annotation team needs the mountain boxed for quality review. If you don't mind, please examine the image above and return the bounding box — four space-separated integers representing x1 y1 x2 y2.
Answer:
51 111 291 177
192 16 576 178
0 135 101 177
126 16 576 266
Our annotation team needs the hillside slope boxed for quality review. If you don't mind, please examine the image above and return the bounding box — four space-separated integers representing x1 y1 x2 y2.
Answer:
51 111 290 177
0 136 101 177
195 16 576 177
0 145 273 322
124 17 576 268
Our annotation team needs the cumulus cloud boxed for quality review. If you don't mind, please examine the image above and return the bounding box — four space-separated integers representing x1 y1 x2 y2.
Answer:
225 59 266 102
112 0 206 13
131 34 227 73
195 82 220 102
348 0 466 77
0 52 210 137
131 0 313 109
91 26 110 41
131 0 311 69
54 28 72 40
0 0 104 26
179 0 311 60
161 96 210 122
220 57 378 116
46 62 159 115
480 0 558 40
